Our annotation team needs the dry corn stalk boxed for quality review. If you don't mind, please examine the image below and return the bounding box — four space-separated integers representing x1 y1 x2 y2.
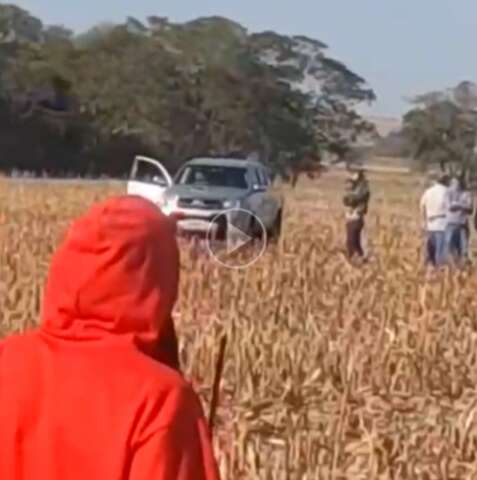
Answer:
1 174 477 479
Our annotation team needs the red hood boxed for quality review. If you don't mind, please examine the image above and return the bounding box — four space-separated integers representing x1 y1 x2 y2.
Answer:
40 195 180 366
0 196 222 480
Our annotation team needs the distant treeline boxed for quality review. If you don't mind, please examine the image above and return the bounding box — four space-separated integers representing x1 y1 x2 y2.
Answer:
0 6 376 178
0 98 157 177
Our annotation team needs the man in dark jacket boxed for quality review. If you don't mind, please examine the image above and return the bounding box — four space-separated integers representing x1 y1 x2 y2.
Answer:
343 169 371 259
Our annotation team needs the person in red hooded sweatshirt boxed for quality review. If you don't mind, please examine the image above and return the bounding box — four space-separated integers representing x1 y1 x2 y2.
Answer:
0 195 220 480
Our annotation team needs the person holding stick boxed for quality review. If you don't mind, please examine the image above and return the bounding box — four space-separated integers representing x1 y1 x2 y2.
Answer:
0 196 220 480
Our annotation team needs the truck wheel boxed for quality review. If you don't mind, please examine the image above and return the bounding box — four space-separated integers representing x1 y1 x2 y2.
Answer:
214 213 228 241
247 216 265 242
268 210 282 243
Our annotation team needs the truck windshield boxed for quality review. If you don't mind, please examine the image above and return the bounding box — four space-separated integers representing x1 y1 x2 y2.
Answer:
177 165 249 189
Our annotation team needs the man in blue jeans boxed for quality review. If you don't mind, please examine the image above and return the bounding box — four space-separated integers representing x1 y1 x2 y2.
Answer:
446 175 473 264
420 173 450 267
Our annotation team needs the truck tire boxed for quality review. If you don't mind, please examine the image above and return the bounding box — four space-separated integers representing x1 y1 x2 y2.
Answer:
268 210 282 243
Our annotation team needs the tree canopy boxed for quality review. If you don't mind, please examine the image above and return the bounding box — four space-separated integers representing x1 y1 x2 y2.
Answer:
403 81 477 176
0 7 376 178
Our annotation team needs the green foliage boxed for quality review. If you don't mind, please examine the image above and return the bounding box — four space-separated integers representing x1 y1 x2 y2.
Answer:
0 9 375 178
403 98 477 174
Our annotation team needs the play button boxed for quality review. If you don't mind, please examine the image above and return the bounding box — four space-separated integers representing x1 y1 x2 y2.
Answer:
226 222 253 255
206 208 267 269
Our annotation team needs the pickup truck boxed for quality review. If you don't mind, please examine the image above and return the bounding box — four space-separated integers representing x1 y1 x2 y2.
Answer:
127 155 283 241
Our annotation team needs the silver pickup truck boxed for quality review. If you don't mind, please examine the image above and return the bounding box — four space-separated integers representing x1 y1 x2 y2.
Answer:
127 155 283 241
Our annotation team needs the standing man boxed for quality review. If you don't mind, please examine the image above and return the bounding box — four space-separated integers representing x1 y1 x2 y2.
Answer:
420 173 450 267
459 175 473 262
447 176 463 262
447 174 473 263
343 169 371 260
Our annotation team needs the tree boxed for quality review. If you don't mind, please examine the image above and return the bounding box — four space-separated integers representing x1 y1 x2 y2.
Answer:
403 85 477 175
249 32 376 167
0 11 376 178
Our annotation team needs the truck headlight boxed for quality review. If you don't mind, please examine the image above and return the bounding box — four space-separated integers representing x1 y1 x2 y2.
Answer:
159 195 178 214
223 199 240 209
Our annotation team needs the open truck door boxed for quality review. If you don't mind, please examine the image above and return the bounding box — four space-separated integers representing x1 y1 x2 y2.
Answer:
127 156 174 205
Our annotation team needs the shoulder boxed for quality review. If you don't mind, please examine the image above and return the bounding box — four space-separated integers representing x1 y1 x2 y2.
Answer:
90 345 196 421
130 358 204 444
127 349 201 413
421 188 430 201
442 188 452 201
121 348 190 394
433 184 447 195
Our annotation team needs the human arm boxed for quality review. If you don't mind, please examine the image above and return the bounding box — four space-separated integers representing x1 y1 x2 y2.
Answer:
461 192 473 215
449 202 461 212
420 192 427 228
448 191 465 212
346 182 370 207
129 385 221 480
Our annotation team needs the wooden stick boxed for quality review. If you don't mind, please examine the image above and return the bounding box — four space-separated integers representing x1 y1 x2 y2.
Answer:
208 334 227 438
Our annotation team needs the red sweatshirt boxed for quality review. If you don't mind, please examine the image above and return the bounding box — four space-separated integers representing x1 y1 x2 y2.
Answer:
0 195 220 480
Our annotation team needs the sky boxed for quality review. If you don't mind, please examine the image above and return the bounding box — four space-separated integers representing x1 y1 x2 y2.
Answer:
8 0 477 118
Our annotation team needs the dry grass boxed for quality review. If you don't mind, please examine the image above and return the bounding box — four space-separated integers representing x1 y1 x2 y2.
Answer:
2 174 477 479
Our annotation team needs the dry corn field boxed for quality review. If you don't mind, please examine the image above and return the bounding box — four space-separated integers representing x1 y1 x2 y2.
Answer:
3 173 477 479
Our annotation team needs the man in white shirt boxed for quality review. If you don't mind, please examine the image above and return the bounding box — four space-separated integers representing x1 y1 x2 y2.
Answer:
447 175 473 262
420 173 450 267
